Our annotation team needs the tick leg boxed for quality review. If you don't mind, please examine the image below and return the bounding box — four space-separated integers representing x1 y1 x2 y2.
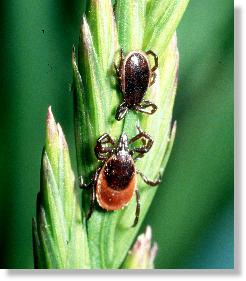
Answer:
80 167 101 220
97 133 115 145
114 48 124 79
79 175 92 190
95 133 115 160
129 127 154 160
79 167 102 191
149 72 156 87
120 48 125 60
146 50 158 72
114 63 121 79
86 184 96 220
132 189 140 227
115 101 129 121
137 169 161 186
135 99 157 115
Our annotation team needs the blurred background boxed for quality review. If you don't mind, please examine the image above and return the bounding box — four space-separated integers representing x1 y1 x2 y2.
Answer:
0 0 233 269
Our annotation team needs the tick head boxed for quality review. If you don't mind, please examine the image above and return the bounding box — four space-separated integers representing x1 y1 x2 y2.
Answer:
117 132 129 153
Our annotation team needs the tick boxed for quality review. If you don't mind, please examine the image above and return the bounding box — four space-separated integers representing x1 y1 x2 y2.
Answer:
114 49 158 121
80 127 161 227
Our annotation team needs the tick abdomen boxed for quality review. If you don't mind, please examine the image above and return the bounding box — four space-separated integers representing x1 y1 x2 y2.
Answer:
96 154 136 210
122 52 150 106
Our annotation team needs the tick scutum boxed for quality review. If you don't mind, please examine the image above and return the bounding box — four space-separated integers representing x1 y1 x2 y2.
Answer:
123 52 150 106
104 153 135 191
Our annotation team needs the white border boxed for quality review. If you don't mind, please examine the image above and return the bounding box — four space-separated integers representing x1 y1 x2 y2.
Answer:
0 1 242 280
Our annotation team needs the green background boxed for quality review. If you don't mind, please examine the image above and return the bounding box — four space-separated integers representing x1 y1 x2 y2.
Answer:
0 0 233 269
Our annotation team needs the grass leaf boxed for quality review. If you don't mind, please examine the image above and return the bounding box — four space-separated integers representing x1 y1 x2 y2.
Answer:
33 107 90 268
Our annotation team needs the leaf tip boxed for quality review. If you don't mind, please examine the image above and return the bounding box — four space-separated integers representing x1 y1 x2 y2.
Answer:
46 106 58 144
47 105 54 123
123 226 158 269
80 16 93 51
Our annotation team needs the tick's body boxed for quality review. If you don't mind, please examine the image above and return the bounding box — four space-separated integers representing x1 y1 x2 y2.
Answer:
80 128 161 226
96 151 137 211
115 50 159 121
120 51 150 106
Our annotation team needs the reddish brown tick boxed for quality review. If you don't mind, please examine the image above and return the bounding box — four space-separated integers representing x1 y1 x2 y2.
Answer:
80 127 161 227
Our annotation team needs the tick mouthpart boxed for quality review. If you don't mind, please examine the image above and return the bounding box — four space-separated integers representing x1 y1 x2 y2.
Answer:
117 132 129 152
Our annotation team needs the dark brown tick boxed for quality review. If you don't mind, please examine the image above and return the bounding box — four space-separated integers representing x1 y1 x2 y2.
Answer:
115 49 158 121
80 127 161 227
